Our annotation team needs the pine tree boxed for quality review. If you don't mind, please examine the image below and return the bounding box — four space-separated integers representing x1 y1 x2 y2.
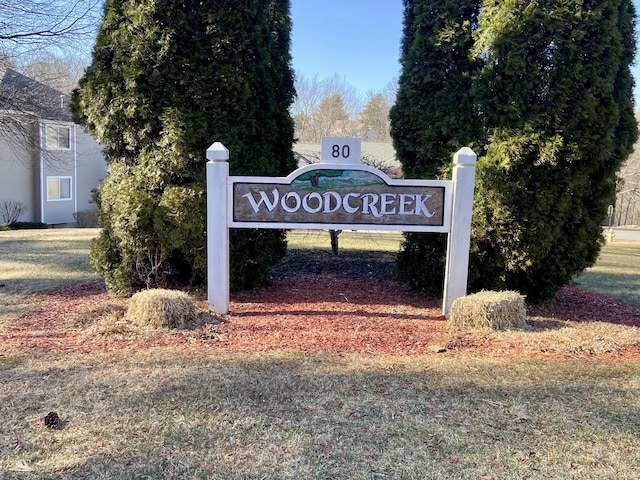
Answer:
360 93 391 141
72 0 295 293
470 0 638 300
314 93 349 138
389 0 483 296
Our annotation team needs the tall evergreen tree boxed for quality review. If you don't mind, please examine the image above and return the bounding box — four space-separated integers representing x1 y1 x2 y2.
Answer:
314 93 349 138
72 0 295 294
470 0 637 300
360 93 391 141
392 0 637 301
389 0 483 296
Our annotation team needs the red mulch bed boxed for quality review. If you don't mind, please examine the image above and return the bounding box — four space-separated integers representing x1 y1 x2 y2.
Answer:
3 269 640 361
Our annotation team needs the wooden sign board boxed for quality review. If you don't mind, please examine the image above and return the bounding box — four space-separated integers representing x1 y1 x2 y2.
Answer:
230 164 450 232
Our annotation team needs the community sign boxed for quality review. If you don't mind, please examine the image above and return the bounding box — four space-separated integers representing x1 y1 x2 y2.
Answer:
207 137 477 317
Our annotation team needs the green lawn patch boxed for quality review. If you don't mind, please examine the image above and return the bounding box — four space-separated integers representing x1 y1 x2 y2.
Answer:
575 241 640 309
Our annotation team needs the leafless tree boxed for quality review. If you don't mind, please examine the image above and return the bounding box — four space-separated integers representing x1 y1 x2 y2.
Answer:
0 0 102 57
322 74 363 119
292 73 365 143
615 138 640 226
380 77 398 106
0 69 73 168
0 0 99 168
18 53 87 94
291 74 324 142
292 74 399 144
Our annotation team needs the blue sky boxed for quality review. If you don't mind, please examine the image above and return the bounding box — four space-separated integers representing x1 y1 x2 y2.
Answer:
291 1 640 104
290 1 403 95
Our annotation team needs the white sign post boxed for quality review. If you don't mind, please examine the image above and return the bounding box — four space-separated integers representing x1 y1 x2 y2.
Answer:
206 142 230 314
206 139 476 317
442 147 477 313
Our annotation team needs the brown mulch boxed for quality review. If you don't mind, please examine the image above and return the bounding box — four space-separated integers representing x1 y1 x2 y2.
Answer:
2 249 640 361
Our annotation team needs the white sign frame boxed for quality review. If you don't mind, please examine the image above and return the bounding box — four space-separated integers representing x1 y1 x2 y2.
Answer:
207 141 477 317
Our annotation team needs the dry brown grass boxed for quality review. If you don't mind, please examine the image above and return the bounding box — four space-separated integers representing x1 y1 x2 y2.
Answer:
1 350 639 479
2 231 640 478
449 290 528 331
126 289 197 328
70 303 134 336
509 317 640 355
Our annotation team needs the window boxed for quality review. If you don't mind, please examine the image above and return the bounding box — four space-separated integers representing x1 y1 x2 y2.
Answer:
45 125 70 149
47 177 72 201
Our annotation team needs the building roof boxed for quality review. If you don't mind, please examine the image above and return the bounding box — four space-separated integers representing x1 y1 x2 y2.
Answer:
0 68 72 122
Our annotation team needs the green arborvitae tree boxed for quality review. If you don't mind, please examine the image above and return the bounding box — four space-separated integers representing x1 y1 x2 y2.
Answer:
392 0 636 302
389 0 483 296
470 0 637 300
72 0 295 294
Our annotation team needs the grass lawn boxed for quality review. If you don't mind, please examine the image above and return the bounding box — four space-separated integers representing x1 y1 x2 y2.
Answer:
0 229 100 324
2 350 639 479
574 241 640 309
1 229 639 479
286 229 404 251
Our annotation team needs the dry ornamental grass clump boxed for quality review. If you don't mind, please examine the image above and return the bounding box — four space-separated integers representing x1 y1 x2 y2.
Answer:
449 290 528 331
126 289 197 328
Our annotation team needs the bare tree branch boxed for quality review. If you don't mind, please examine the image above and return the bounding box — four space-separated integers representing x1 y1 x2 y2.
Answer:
292 74 365 143
0 0 102 56
0 0 99 170
18 53 87 94
0 68 74 169
615 114 640 226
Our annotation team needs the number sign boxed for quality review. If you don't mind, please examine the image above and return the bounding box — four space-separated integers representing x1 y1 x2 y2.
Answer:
321 137 362 164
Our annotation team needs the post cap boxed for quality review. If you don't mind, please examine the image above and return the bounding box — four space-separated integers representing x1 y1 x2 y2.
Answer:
207 142 229 162
453 147 477 165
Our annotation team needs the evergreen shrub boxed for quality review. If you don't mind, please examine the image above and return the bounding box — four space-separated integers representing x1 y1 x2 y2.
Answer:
73 0 295 294
7 222 48 230
391 0 637 301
